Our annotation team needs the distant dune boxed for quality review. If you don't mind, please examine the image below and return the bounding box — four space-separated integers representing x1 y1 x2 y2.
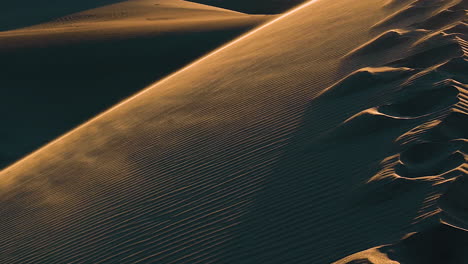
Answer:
188 0 307 14
1 0 128 31
0 0 270 169
334 0 467 262
0 0 467 263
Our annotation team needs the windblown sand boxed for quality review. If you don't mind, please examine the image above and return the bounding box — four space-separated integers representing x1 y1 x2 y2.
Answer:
0 0 466 263
188 0 308 14
0 0 270 169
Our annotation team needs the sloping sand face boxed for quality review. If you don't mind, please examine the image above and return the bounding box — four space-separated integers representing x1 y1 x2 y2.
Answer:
0 0 270 170
187 0 308 14
0 0 467 263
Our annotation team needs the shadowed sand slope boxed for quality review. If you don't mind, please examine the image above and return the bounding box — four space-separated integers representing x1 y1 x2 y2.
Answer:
0 0 467 263
188 0 308 14
0 0 270 169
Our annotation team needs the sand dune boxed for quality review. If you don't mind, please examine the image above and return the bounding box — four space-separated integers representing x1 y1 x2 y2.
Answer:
0 0 467 263
0 0 270 169
335 0 468 263
0 0 270 48
0 0 129 31
188 0 308 14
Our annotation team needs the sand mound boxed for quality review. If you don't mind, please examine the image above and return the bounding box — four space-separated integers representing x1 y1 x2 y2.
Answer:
320 67 414 97
0 0 129 31
438 56 468 79
399 140 467 165
378 85 459 118
321 109 407 143
384 0 415 9
336 224 468 264
388 40 464 68
412 8 466 30
373 0 454 30
439 175 468 229
341 28 437 69
336 0 467 262
446 21 468 35
429 111 468 139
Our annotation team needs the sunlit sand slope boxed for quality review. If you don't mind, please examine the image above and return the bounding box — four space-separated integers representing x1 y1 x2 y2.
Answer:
0 0 270 170
1 0 466 263
188 0 307 14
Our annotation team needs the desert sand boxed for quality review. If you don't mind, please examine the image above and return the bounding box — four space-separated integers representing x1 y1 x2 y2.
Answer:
189 0 308 14
0 0 270 169
0 0 467 263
